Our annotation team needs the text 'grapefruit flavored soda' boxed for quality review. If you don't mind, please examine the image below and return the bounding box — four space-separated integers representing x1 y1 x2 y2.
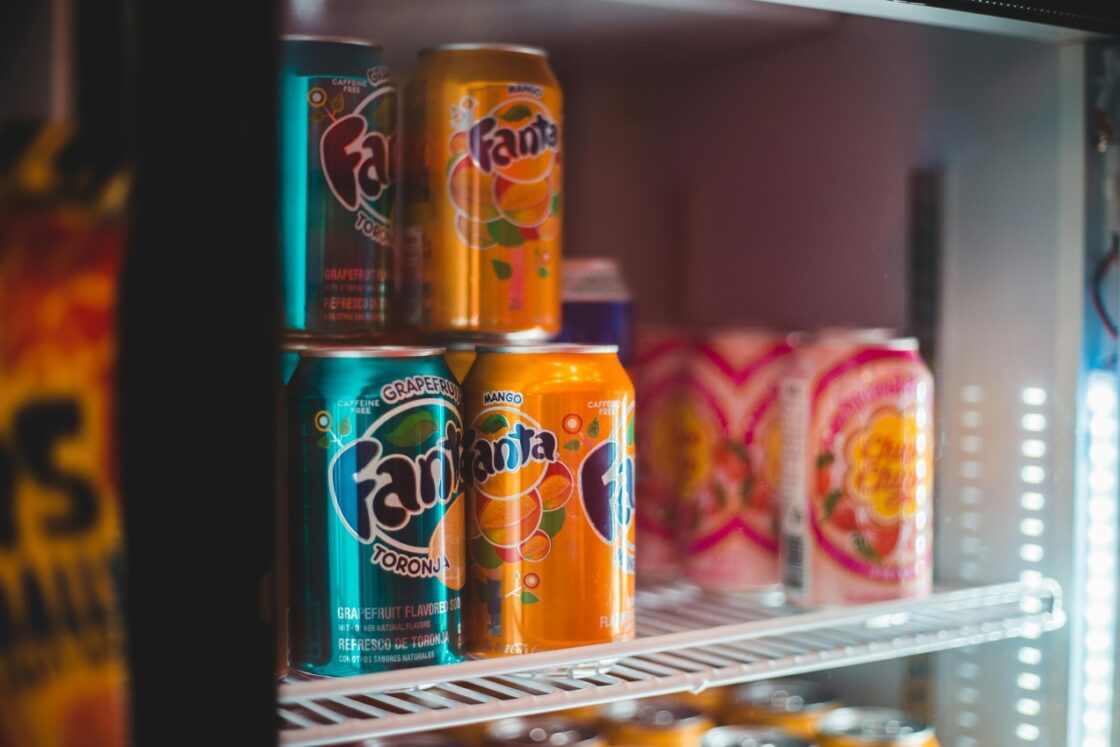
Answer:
632 326 695 581
681 328 794 591
287 346 465 675
463 345 635 672
780 332 934 607
403 44 562 339
279 36 397 335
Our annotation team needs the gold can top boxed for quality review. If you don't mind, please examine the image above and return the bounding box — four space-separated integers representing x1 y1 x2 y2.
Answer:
477 343 618 355
727 679 838 713
817 708 935 744
421 42 547 58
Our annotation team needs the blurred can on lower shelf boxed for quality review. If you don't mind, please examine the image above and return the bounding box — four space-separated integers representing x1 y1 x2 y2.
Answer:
779 334 934 607
702 726 816 747
555 257 633 365
486 717 605 746
287 346 465 675
463 345 635 672
722 680 838 739
279 36 397 336
602 700 714 746
816 708 939 747
403 43 562 339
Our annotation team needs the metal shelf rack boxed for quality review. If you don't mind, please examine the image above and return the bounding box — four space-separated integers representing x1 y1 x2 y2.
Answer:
278 579 1064 745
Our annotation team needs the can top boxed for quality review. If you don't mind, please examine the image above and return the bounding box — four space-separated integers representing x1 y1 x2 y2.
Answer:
298 345 444 359
727 679 838 713
817 708 934 744
562 257 631 302
421 42 547 57
280 33 380 48
358 734 467 747
486 717 600 746
602 699 708 729
443 341 478 352
477 343 618 355
701 726 814 747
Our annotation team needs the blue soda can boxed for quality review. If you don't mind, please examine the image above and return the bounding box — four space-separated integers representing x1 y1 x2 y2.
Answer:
555 258 633 365
287 346 465 675
279 35 396 335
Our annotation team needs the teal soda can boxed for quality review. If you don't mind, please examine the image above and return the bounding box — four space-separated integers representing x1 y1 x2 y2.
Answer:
287 346 465 675
279 35 396 336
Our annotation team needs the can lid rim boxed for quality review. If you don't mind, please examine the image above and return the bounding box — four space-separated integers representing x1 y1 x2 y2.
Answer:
477 343 618 355
703 725 814 747
281 34 380 48
298 346 444 359
420 42 547 57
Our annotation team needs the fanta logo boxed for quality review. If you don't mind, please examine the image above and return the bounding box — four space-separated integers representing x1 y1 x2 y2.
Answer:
321 114 394 208
331 419 462 540
468 102 558 177
483 390 523 406
463 421 558 487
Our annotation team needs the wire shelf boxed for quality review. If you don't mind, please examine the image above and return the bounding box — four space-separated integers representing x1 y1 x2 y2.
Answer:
277 579 1064 745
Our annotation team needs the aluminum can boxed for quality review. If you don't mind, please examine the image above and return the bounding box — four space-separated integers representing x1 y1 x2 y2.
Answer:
722 680 839 739
463 345 635 670
287 346 465 675
486 718 605 747
816 708 939 747
669 687 729 718
445 341 478 382
602 700 714 746
403 44 562 339
681 328 794 590
279 36 396 335
555 257 633 365
356 736 469 747
702 726 816 747
631 326 694 581
779 334 934 607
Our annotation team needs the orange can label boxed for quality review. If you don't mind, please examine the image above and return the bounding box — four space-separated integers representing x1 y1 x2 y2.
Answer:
405 48 562 337
463 350 634 656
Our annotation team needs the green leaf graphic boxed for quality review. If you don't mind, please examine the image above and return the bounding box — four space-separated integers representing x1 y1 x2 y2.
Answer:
539 508 566 538
316 435 331 449
330 93 345 113
821 489 843 521
537 266 549 278
487 220 525 248
338 418 352 437
563 439 581 451
627 417 635 444
309 110 326 123
727 439 749 463
499 104 532 123
520 590 541 604
474 580 488 603
816 451 835 469
386 410 438 448
371 94 396 132
550 193 561 215
853 534 879 561
471 536 504 570
491 259 513 279
480 413 510 434
587 418 600 438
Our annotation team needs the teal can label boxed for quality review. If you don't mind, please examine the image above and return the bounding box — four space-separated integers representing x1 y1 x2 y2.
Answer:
288 350 464 675
280 38 396 335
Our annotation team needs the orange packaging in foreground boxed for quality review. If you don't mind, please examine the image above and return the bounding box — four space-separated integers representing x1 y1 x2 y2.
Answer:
462 345 634 669
817 707 940 747
779 333 934 607
403 44 562 339
0 128 129 747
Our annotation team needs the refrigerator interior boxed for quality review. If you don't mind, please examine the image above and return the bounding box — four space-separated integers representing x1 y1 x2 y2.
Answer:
277 1 1115 745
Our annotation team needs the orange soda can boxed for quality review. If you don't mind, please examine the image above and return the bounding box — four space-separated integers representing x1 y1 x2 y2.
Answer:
445 341 478 382
403 44 562 339
722 680 838 739
602 700 714 746
463 345 635 670
669 687 729 717
817 708 939 747
487 717 605 747
681 328 794 590
779 333 934 607
702 726 815 747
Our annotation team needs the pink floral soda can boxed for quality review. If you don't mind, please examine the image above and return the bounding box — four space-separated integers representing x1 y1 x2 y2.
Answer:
633 326 695 581
679 328 794 590
779 332 934 607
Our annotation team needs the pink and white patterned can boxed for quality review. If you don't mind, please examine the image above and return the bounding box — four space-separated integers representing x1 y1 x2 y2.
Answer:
679 328 794 591
633 326 694 582
779 333 934 607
